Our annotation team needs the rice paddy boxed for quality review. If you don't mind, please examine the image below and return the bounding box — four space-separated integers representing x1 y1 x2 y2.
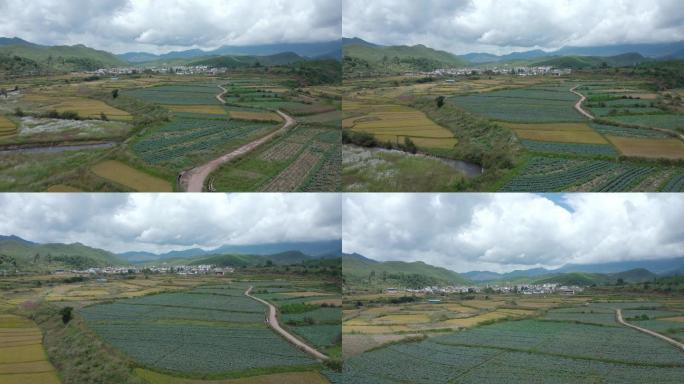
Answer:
90 160 173 192
606 136 684 160
0 315 60 384
502 122 608 144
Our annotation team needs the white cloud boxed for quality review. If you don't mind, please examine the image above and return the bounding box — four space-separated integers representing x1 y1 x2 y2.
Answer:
0 193 341 253
343 0 684 54
343 193 684 273
0 0 342 54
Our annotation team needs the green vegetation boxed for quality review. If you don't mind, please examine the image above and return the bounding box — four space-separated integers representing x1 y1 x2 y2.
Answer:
343 43 466 76
0 44 125 74
343 254 469 288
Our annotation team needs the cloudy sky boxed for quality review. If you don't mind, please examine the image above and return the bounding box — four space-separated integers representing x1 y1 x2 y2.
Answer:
343 194 684 273
343 0 684 55
0 194 341 254
0 0 341 54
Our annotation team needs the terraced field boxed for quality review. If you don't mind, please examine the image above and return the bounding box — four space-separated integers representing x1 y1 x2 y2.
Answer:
80 283 319 376
341 300 684 384
0 314 60 384
344 102 458 149
90 160 173 192
0 115 17 138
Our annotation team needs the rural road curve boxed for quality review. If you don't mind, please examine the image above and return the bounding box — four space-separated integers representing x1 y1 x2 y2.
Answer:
615 309 684 352
245 286 329 361
570 86 595 120
570 85 684 142
179 85 296 192
216 84 228 103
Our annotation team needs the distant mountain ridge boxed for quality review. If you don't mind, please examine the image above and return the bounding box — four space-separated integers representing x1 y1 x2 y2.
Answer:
118 239 342 263
118 40 342 63
460 41 684 63
343 253 469 287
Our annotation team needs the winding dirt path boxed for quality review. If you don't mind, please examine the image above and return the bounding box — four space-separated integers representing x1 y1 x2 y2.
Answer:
570 86 595 120
179 85 296 192
615 309 684 352
245 286 329 361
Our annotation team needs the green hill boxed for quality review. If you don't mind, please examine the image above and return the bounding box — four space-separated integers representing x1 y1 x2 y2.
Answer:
188 250 311 268
0 237 124 271
343 43 467 76
190 52 304 68
523 53 650 69
533 268 657 286
0 44 125 74
343 254 469 289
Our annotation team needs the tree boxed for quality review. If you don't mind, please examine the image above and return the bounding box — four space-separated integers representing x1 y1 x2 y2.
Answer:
0 88 7 98
100 112 108 121
436 96 445 108
59 307 73 324
403 137 418 154
617 278 625 285
600 61 609 69
111 89 119 99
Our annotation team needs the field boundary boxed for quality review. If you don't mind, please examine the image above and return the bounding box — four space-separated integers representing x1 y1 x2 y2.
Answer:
616 309 684 352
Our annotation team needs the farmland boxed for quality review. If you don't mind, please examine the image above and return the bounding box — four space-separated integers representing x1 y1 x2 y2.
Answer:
0 269 341 383
341 73 684 191
0 68 340 191
342 290 684 383
0 314 60 384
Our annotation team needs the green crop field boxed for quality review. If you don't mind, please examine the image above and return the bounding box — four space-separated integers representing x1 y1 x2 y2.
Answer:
210 125 341 192
125 84 221 105
341 301 684 384
80 283 318 375
520 139 618 156
449 86 584 123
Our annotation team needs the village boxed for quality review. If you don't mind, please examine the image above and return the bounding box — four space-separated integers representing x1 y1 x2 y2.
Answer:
385 282 583 297
405 65 572 78
92 64 228 77
55 264 235 276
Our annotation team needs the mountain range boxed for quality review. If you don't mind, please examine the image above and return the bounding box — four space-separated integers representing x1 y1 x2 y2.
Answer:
343 37 684 73
0 234 341 271
344 252 684 289
118 40 342 63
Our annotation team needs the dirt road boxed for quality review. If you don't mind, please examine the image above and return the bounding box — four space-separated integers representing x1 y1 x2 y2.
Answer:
179 84 296 192
216 84 228 103
570 86 595 120
616 309 684 352
245 286 329 361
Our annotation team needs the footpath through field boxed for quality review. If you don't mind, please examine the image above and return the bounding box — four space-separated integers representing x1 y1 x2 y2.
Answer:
179 85 297 192
615 308 684 352
570 85 595 120
245 286 329 361
571 86 684 142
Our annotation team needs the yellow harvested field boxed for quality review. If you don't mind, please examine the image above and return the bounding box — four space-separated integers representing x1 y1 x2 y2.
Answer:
0 115 16 137
91 160 173 192
373 314 430 324
230 111 282 122
166 105 226 115
606 136 684 160
0 372 61 384
279 291 331 298
503 123 607 144
136 368 330 384
459 300 505 309
343 324 411 334
349 105 458 149
0 315 58 384
46 184 82 192
443 311 514 327
52 98 132 121
661 316 684 322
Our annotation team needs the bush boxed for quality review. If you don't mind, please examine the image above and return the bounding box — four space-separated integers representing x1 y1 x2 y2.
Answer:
14 107 24 117
59 307 73 324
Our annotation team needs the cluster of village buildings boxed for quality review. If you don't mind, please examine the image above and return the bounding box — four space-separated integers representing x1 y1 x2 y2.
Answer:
93 65 228 76
406 66 572 78
386 283 583 296
57 264 235 276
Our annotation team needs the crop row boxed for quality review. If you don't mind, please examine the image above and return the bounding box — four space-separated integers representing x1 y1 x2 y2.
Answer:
501 159 618 192
126 84 220 105
591 123 669 138
521 139 617 156
662 169 684 192
594 166 656 192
